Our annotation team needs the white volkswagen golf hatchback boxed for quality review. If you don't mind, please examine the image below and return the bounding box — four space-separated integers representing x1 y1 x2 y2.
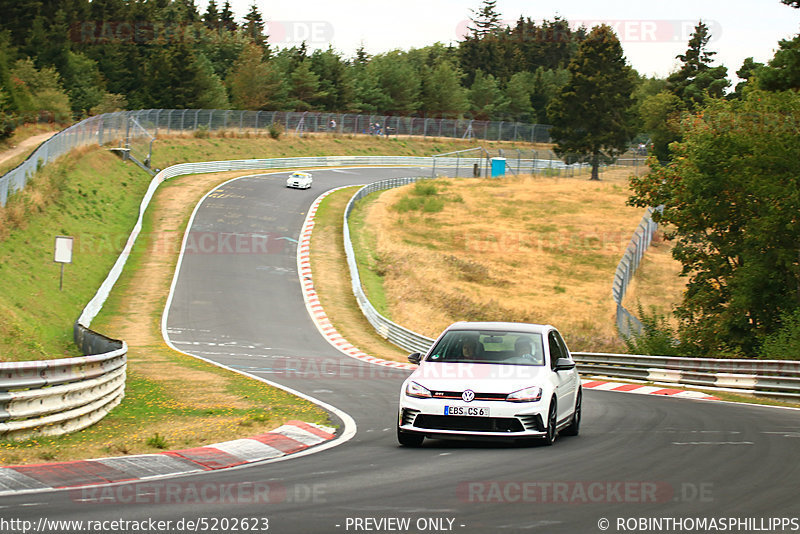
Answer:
398 322 581 447
286 171 313 189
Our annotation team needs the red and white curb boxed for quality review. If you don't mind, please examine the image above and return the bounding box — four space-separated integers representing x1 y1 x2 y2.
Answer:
581 379 719 400
297 187 415 371
0 421 335 495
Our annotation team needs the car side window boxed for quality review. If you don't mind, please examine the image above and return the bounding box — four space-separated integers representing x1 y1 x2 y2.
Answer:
547 332 563 370
554 331 572 360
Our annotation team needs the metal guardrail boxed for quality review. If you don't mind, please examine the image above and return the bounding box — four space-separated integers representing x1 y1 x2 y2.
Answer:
0 326 126 441
0 109 553 206
613 207 660 338
572 352 800 400
341 180 800 400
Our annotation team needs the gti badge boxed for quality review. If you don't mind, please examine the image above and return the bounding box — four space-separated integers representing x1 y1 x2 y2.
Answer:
462 389 475 402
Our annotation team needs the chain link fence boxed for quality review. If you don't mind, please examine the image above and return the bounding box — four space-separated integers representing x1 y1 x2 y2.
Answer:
613 207 662 338
0 109 553 207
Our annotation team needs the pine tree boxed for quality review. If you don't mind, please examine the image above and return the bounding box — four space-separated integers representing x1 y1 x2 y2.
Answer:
203 0 220 31
220 0 238 32
757 34 800 92
468 69 507 120
288 59 326 111
227 44 285 109
666 21 729 110
420 60 469 118
468 0 502 38
243 2 268 51
547 25 636 180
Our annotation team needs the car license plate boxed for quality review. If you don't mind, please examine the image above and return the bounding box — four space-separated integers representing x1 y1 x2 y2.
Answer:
444 406 489 416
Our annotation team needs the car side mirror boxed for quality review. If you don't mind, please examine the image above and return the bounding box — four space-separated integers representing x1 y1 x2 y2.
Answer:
555 358 575 371
408 352 422 365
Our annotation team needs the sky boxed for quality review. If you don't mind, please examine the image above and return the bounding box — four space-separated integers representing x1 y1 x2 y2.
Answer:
202 0 799 79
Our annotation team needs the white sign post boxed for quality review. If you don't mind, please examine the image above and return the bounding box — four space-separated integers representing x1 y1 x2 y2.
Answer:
54 236 73 291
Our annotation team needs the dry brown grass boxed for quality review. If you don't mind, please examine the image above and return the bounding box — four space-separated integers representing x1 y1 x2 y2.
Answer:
621 230 685 327
356 167 686 352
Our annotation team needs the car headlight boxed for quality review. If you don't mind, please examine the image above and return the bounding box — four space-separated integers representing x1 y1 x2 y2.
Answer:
405 381 432 399
506 386 542 402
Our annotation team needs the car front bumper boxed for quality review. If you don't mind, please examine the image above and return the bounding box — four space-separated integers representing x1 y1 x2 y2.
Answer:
398 396 549 440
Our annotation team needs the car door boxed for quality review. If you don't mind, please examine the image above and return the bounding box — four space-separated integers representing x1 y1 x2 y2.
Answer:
548 330 576 422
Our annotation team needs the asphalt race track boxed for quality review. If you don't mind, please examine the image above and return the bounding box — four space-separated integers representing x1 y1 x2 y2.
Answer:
6 168 800 533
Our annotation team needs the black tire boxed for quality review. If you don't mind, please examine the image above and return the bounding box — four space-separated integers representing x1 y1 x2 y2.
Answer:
542 399 557 446
562 389 581 437
397 427 424 447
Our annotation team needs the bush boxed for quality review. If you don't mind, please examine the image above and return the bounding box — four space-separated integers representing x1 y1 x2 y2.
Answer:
760 308 800 360
620 304 681 356
193 125 210 138
269 122 284 140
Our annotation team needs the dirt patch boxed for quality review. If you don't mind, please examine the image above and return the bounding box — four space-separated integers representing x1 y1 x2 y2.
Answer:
0 131 58 166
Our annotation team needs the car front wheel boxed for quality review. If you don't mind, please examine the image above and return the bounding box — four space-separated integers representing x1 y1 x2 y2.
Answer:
397 427 424 447
542 399 557 446
562 389 581 437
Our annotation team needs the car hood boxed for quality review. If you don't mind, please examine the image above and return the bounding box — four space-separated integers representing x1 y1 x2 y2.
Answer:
408 362 546 394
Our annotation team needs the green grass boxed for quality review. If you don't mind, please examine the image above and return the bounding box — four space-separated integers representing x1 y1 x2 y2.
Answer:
348 191 392 318
0 150 151 361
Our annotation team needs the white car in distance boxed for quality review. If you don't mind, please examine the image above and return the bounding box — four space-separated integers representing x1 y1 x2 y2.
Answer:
286 172 313 189
398 322 581 447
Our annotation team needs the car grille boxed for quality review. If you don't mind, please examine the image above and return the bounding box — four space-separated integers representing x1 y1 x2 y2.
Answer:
430 391 508 401
413 415 524 433
401 408 420 426
517 414 545 432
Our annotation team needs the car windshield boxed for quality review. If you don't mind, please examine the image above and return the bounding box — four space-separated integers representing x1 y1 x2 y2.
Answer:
425 330 545 366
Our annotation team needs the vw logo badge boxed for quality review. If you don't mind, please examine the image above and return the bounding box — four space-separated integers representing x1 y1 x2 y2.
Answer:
462 389 475 402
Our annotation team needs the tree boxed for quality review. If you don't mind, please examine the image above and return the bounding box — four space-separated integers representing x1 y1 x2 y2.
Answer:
504 71 534 121
9 58 72 119
370 51 420 115
227 44 285 109
242 2 268 52
420 60 469 118
628 90 800 356
310 47 355 111
637 91 683 163
546 25 636 180
192 53 229 109
203 0 220 31
757 34 800 92
528 67 569 123
467 69 507 120
666 21 729 110
729 57 764 100
220 0 237 33
287 59 326 111
467 0 502 38
60 51 107 115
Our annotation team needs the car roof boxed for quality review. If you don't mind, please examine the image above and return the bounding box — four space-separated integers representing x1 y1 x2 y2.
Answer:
445 321 553 335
